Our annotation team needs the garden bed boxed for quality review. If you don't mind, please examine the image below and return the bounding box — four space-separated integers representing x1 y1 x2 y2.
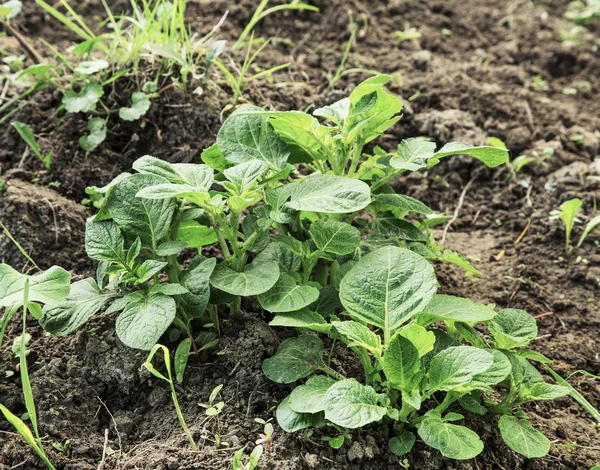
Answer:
0 0 599 469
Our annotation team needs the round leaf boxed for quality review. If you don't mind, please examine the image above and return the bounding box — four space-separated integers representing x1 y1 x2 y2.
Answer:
498 415 550 459
286 174 371 213
210 260 280 297
309 219 360 255
418 413 484 460
324 379 386 429
262 335 324 384
258 273 320 313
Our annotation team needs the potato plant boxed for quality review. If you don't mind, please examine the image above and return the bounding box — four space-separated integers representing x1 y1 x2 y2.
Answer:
25 74 574 462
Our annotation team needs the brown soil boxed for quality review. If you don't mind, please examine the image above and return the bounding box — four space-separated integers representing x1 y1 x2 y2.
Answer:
1 0 599 469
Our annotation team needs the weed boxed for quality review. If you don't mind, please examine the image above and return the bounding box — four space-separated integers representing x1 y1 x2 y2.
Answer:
550 198 582 253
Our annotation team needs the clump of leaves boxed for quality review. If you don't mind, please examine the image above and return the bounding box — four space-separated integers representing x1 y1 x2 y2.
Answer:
263 246 570 460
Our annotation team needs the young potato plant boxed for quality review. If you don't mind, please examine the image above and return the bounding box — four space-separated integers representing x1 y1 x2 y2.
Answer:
263 246 571 460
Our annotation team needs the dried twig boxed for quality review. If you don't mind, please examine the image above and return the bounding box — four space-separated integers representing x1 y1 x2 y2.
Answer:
441 175 477 245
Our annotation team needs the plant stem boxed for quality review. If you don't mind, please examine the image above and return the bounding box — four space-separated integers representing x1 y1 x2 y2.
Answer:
319 364 346 381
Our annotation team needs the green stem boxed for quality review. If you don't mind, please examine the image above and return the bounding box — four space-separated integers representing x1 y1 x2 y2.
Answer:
435 391 461 414
370 168 404 192
319 364 346 381
347 142 363 177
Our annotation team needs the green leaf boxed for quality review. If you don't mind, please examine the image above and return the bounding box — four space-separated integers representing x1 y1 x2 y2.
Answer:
115 293 176 350
62 83 104 113
309 219 360 255
276 395 325 432
177 257 216 317
150 283 189 296
419 295 497 325
85 220 125 264
176 221 218 249
175 338 192 383
429 142 509 168
314 98 350 125
331 321 382 354
428 346 494 392
119 92 151 121
488 308 538 349
383 333 420 390
0 0 21 19
418 412 483 460
40 278 110 335
370 218 427 242
515 349 552 364
79 118 107 151
0 265 71 308
375 194 434 215
289 375 336 414
223 160 268 193
74 59 109 75
286 174 371 213
11 122 41 157
399 323 435 357
217 105 289 171
258 273 320 313
523 382 571 401
201 143 229 171
498 415 550 459
255 242 301 275
135 260 167 283
324 379 387 429
466 349 512 391
262 335 324 384
339 246 437 337
107 174 176 249
211 260 279 297
389 138 437 172
269 309 331 333
389 431 416 456
156 241 187 256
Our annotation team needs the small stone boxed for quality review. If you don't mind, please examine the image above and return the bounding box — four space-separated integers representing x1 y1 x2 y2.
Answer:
347 441 364 461
166 457 179 470
305 453 319 468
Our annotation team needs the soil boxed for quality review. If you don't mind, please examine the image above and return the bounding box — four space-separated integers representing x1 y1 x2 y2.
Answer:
1 0 599 469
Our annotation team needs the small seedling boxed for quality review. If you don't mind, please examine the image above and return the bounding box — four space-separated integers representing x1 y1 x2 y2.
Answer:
232 445 263 470
394 27 421 44
255 422 274 449
143 344 197 451
199 384 226 446
11 122 52 169
550 198 582 253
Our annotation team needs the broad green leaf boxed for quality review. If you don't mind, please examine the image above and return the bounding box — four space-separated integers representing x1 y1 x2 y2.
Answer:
309 219 360 255
0 265 71 308
62 83 104 113
289 375 336 414
498 415 550 459
262 335 324 384
210 260 279 296
177 257 216 317
175 337 192 383
255 242 302 274
201 143 229 171
119 92 151 121
339 246 437 337
383 334 420 390
40 278 110 335
515 349 552 364
133 157 213 198
389 431 416 456
430 142 509 168
332 321 382 354
389 138 437 172
258 274 320 313
399 323 435 357
458 393 487 415
150 283 189 296
176 221 218 249
223 160 268 193
115 293 176 350
269 309 331 333
314 98 350 125
156 241 187 256
79 118 107 151
488 308 537 349
75 59 109 75
286 174 371 213
135 260 167 283
428 346 494 392
85 220 125 264
466 349 512 391
107 174 176 249
217 105 289 171
370 218 427 242
375 194 433 215
310 285 341 316
418 412 483 460
523 382 570 401
133 156 186 182
419 295 497 325
276 395 325 432
324 379 387 429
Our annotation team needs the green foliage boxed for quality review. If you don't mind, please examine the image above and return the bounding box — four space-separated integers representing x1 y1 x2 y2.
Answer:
550 198 582 253
11 121 52 168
